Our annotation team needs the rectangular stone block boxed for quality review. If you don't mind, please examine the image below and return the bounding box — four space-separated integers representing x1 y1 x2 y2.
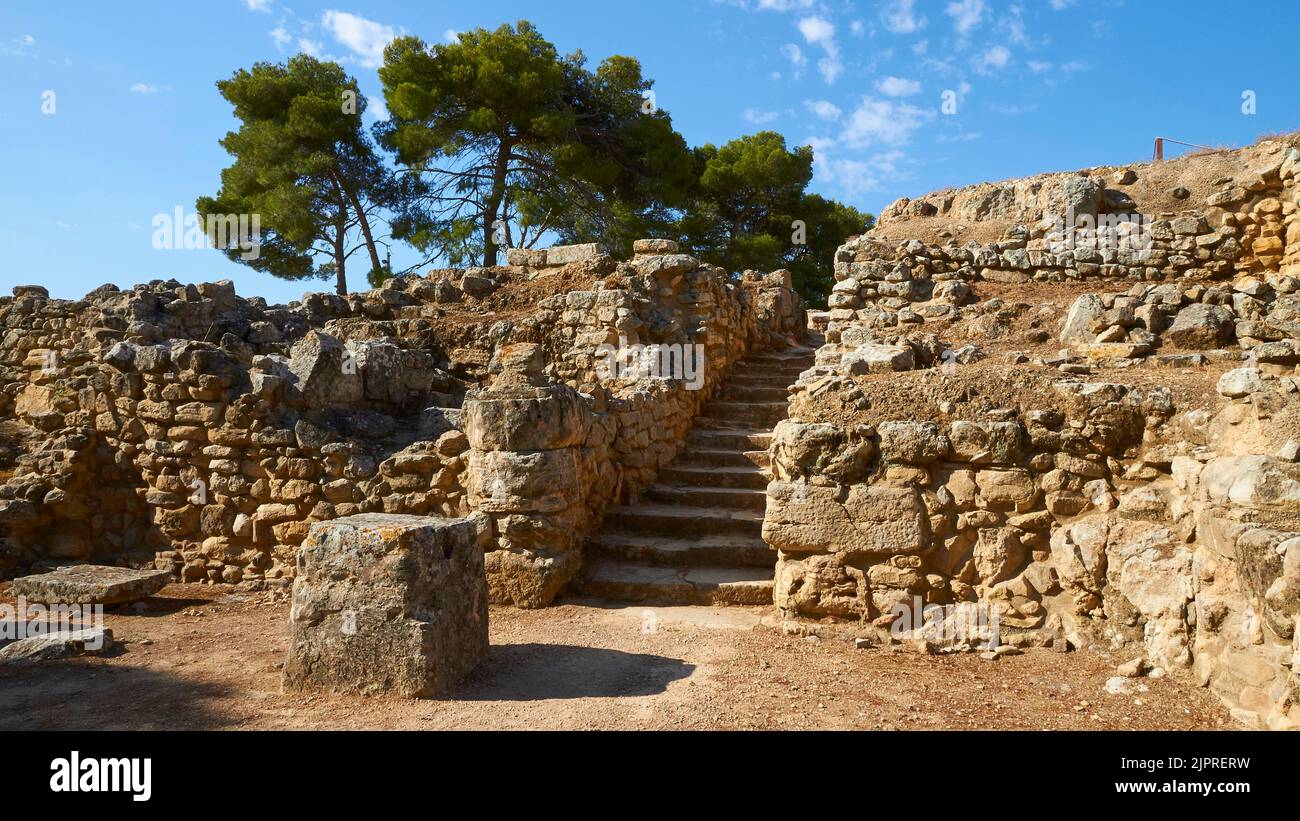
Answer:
283 514 488 698
10 565 172 605
544 243 605 266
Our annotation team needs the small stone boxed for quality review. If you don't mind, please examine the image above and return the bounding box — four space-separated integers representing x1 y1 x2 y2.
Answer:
1117 657 1149 678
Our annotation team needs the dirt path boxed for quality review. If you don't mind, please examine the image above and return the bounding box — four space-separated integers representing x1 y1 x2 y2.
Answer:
0 583 1232 730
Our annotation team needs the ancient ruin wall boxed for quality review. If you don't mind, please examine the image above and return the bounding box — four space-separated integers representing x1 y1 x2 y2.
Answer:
463 240 804 607
0 241 803 609
767 140 1300 730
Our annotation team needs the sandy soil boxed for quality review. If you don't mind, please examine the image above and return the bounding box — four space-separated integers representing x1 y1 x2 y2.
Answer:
0 583 1232 731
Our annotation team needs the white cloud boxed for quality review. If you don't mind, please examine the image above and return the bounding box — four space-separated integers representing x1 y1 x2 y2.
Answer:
1050 0 1078 8
756 0 816 10
811 147 907 196
797 16 835 48
818 55 844 84
243 0 272 12
945 0 985 35
19 34 35 46
744 108 779 124
881 0 926 34
129 83 159 94
1061 60 1088 72
973 44 1011 74
443 29 460 43
911 39 929 55
841 96 931 149
797 16 842 84
367 95 389 121
298 38 322 57
849 19 865 36
1028 60 1052 73
321 10 397 69
780 42 807 78
270 27 292 48
876 76 922 97
804 99 842 121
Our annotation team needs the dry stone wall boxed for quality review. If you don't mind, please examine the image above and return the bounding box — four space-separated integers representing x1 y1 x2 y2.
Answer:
463 240 804 607
0 241 803 611
768 143 1300 728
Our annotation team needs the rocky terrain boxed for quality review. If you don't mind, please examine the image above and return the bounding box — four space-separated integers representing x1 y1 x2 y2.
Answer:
775 135 1300 730
3 135 1298 732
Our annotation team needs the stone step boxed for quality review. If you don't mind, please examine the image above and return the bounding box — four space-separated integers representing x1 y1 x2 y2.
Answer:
673 448 769 469
700 401 788 426
577 560 774 606
643 483 768 511
686 427 773 450
657 465 770 489
587 530 774 567
721 384 789 402
603 503 764 538
728 366 808 381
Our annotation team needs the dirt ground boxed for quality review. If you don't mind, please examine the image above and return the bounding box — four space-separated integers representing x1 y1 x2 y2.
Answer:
0 583 1232 731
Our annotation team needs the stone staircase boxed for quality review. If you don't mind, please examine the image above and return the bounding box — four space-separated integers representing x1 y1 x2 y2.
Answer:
575 346 815 606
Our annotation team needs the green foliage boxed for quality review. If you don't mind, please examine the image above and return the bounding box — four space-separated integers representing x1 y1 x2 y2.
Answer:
378 20 694 266
677 131 871 306
199 54 403 294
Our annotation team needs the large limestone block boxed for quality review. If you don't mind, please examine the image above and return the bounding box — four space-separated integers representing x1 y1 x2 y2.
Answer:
975 468 1038 509
285 331 363 408
466 448 581 513
9 565 172 605
1164 303 1235 349
1060 294 1105 345
843 344 914 375
948 421 1023 464
462 385 587 452
283 514 487 698
1202 455 1300 512
877 421 949 464
763 481 928 558
768 420 875 484
545 243 606 266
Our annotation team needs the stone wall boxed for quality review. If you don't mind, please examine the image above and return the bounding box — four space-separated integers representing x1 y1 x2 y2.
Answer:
0 241 803 607
833 145 1300 307
462 240 804 607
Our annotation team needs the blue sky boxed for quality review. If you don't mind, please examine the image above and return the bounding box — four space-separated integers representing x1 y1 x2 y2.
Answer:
1 0 1296 304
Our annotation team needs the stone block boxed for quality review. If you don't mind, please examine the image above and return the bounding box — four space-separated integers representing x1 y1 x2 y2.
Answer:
9 565 172 605
283 514 488 697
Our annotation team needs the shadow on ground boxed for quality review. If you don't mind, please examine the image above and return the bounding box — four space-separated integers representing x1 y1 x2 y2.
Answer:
450 643 694 702
0 657 239 730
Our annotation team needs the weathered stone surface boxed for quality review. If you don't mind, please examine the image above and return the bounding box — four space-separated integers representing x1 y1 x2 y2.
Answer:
1060 294 1105 345
1164 303 1235 349
764 481 927 557
285 331 364 408
843 344 914 375
462 385 587 452
877 421 949 464
9 565 172 605
284 514 487 698
0 628 114 664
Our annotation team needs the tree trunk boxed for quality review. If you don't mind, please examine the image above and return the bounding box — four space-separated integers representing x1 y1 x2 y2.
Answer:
482 139 512 267
334 169 383 278
334 206 348 296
